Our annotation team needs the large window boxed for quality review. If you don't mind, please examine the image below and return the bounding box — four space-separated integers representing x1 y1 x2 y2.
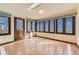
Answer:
32 21 35 32
50 20 55 32
45 20 48 32
40 21 44 32
27 21 31 32
65 16 75 34
37 21 40 31
56 18 63 33
56 16 75 35
0 16 11 35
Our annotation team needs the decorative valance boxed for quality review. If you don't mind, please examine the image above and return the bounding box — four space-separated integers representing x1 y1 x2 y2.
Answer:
0 10 11 17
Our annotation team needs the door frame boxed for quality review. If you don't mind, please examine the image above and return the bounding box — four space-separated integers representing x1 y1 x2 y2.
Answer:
14 17 25 41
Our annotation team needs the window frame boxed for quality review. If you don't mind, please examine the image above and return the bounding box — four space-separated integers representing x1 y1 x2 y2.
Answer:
49 20 55 33
26 20 32 33
44 20 49 32
0 16 11 35
37 21 40 32
64 16 75 35
56 18 64 34
36 19 55 33
56 16 75 35
31 21 35 32
35 20 37 32
39 20 44 32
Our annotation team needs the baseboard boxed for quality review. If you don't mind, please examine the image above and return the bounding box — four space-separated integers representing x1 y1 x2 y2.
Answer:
0 39 22 46
0 41 15 46
36 35 77 45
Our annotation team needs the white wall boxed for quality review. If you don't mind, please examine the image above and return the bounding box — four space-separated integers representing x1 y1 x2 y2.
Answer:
76 8 79 46
36 32 76 43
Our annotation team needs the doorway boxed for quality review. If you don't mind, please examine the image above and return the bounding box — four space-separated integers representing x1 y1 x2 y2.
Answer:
14 17 25 41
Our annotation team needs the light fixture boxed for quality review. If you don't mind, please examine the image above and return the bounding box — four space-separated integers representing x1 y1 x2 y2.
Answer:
27 3 41 11
38 9 44 14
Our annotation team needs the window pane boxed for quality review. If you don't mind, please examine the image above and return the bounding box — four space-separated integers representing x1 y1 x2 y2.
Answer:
45 20 48 32
57 19 63 33
0 17 9 34
32 21 35 32
50 20 54 32
16 19 23 31
37 22 40 31
27 21 31 32
65 17 73 33
40 21 44 31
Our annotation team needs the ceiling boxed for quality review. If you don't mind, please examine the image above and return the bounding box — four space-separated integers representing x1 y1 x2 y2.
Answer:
0 3 78 19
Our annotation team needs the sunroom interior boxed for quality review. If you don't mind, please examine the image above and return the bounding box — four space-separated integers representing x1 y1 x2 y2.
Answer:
0 3 79 55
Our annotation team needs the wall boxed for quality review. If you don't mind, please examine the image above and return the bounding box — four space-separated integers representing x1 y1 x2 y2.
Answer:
76 8 79 46
36 32 76 43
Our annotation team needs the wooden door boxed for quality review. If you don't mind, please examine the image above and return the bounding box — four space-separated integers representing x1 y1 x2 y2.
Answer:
14 17 25 41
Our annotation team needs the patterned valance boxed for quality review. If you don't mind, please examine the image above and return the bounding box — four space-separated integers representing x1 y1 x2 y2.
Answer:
0 11 11 17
